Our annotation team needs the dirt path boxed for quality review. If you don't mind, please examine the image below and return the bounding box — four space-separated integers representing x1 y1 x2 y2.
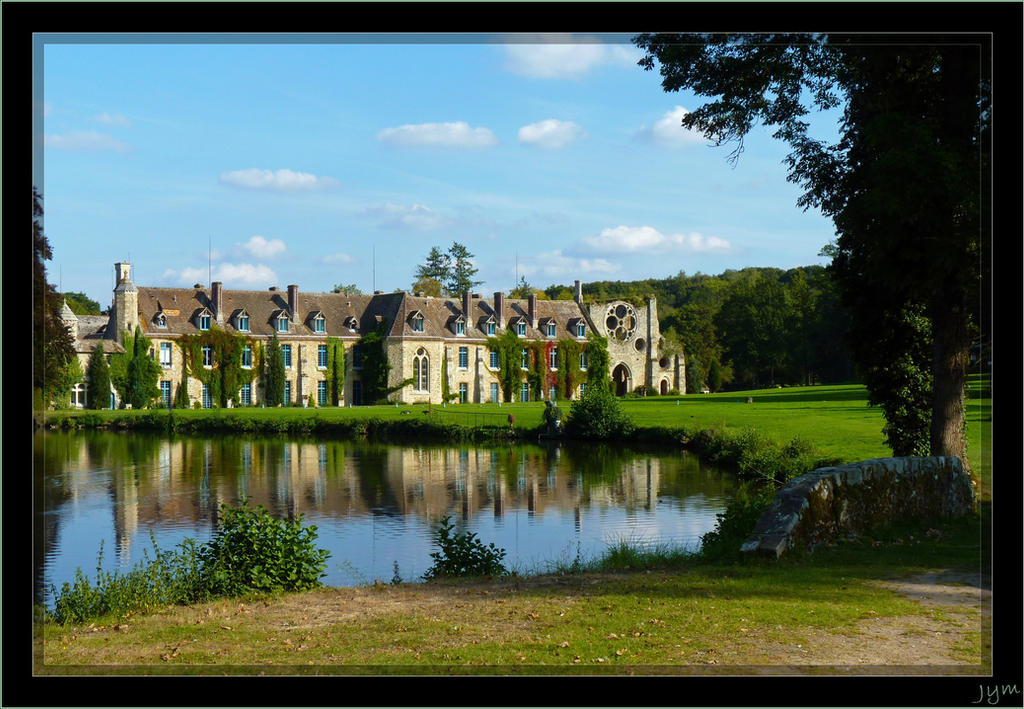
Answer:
740 570 991 671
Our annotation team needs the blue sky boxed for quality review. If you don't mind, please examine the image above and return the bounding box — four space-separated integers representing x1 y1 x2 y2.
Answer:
37 34 841 308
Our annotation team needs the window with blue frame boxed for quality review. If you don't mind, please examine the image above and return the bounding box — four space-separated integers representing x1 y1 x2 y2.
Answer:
237 314 250 332
579 382 586 398
283 380 291 405
549 347 558 370
411 314 424 332
580 350 588 370
160 381 171 406
160 342 172 367
456 320 466 335
202 345 213 367
202 384 212 409
317 380 327 406
313 315 326 333
458 346 468 369
199 314 211 331
489 349 499 369
490 382 499 403
318 344 328 368
521 382 530 403
240 382 251 406
277 315 289 333
517 322 527 336
546 323 556 337
576 323 586 337
282 344 292 368
242 344 253 368
486 321 496 335
458 382 468 403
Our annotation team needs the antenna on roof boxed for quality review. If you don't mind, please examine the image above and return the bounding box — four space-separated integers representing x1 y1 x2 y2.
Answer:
372 244 376 293
208 235 212 288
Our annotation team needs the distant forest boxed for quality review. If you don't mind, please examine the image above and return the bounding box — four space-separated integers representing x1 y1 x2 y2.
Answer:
543 265 854 393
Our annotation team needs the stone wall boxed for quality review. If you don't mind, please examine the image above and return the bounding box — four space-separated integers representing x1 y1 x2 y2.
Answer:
740 457 976 558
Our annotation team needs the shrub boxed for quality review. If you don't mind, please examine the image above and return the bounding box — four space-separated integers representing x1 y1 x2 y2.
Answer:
566 385 635 440
48 502 330 625
423 515 508 579
199 500 331 596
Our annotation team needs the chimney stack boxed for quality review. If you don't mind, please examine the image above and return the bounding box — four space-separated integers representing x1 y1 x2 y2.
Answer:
212 281 223 325
528 293 537 329
287 284 299 318
494 291 505 329
462 290 471 319
574 280 583 303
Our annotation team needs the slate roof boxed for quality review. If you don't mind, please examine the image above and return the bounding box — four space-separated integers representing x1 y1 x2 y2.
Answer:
134 285 591 343
76 315 125 354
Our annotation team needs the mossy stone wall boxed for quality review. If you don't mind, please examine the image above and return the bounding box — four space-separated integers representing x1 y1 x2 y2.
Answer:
741 457 976 558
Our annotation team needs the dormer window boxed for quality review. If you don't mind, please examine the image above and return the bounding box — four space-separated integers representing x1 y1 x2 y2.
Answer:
311 312 326 333
576 322 586 337
409 311 425 333
518 322 527 336
510 316 527 336
540 318 556 338
547 323 556 338
155 312 167 328
195 308 212 331
451 315 466 336
276 313 290 333
345 316 359 332
235 311 250 332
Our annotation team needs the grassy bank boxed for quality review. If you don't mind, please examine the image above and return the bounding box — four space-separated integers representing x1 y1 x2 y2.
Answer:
37 506 988 673
42 376 992 497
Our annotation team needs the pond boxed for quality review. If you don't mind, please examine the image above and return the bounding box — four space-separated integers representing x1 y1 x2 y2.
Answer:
34 430 737 605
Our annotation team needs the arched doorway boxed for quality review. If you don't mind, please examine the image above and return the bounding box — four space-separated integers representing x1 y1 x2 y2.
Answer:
660 379 669 395
612 363 631 397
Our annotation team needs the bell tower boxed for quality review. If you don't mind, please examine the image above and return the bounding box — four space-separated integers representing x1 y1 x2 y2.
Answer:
111 261 139 340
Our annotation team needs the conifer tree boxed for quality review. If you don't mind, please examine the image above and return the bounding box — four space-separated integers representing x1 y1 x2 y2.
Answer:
85 344 111 410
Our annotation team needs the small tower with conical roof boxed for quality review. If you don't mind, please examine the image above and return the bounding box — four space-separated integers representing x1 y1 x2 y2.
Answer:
111 261 139 340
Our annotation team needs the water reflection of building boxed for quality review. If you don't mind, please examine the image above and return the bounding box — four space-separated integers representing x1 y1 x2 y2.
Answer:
66 436 727 551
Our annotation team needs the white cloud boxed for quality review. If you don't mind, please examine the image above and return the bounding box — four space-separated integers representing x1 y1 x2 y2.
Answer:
376 122 498 148
583 225 732 253
164 263 277 287
92 113 132 128
521 249 620 279
362 203 447 231
44 130 131 152
503 35 641 79
219 168 340 191
518 119 585 149
637 106 706 148
241 235 287 259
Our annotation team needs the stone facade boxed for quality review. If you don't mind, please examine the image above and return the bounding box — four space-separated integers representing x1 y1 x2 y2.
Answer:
70 262 684 409
740 457 977 558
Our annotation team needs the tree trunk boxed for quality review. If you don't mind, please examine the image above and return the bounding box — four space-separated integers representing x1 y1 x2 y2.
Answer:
929 294 971 478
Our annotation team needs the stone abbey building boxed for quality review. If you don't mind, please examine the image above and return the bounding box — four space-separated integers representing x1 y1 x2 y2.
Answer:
62 262 684 409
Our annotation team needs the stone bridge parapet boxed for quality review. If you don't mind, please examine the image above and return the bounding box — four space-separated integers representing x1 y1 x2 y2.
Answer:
740 457 976 558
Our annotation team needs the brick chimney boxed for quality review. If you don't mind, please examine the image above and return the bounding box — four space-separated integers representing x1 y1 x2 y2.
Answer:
462 290 471 319
528 293 537 329
212 281 224 325
574 280 583 304
494 291 505 329
287 284 299 318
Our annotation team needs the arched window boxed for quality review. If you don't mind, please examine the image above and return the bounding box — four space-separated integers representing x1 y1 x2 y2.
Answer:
414 348 429 391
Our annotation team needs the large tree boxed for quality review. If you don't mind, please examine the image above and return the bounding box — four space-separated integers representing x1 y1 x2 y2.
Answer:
445 242 484 297
413 246 451 296
634 34 988 472
33 187 76 405
85 344 112 410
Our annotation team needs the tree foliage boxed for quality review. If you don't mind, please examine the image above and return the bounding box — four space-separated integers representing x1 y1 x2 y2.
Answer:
263 333 285 407
414 243 484 297
33 187 76 405
634 34 987 466
85 345 112 410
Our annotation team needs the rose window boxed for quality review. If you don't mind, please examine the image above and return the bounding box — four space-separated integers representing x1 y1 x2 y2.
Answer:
604 303 638 342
